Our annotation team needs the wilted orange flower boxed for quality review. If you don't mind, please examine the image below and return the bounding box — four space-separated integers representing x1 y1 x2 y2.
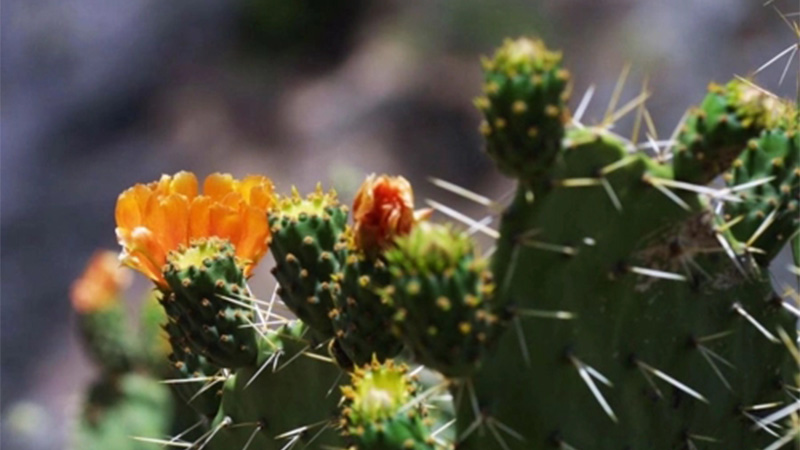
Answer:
71 250 132 313
115 172 275 289
352 174 432 254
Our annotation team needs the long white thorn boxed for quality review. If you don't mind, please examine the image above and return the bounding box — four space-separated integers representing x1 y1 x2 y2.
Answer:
302 423 332 450
650 182 691 211
648 178 742 203
604 63 632 125
755 400 800 429
275 419 330 440
637 361 708 403
756 43 800 75
160 376 219 385
605 91 651 126
746 209 779 247
467 215 495 236
697 346 732 391
431 419 456 439
428 177 496 208
189 377 224 403
516 308 577 320
519 238 578 256
663 110 689 157
275 344 311 372
513 316 531 366
130 437 192 448
725 176 777 193
713 231 748 277
279 435 301 450
733 303 780 343
486 420 512 450
426 199 500 239
241 425 263 450
763 429 800 450
197 417 231 450
601 178 623 212
744 411 782 437
572 357 618 423
629 266 688 282
488 417 525 442
573 84 595 125
245 352 279 388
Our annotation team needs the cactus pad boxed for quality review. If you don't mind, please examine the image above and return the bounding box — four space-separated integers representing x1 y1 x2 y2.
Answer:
269 185 349 339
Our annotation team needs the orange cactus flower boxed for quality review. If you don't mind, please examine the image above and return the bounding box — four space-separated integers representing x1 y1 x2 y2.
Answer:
115 172 275 289
352 174 432 254
71 250 132 313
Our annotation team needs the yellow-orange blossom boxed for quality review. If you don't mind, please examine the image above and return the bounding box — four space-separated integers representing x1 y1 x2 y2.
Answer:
115 172 274 289
352 174 431 254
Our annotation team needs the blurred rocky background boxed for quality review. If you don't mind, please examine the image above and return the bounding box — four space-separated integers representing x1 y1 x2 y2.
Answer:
2 0 798 448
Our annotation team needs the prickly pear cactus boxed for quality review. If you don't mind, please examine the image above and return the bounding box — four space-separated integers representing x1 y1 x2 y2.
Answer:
455 38 800 449
90 32 799 450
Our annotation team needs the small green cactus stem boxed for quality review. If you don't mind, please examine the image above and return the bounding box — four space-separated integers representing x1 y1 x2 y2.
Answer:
386 222 498 378
204 321 347 450
73 374 173 450
76 302 135 374
163 321 224 418
673 79 790 184
723 123 800 264
162 237 259 369
333 250 404 366
340 358 436 450
476 37 571 180
269 185 349 340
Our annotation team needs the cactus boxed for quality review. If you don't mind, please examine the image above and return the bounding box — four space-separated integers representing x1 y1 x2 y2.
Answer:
84 32 800 450
340 358 436 450
268 186 349 340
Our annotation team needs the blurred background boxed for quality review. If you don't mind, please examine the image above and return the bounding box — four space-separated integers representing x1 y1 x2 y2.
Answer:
2 0 798 448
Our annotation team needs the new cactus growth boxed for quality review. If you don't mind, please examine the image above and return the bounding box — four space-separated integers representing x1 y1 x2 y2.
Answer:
386 223 498 378
334 251 404 366
73 32 800 450
269 185 349 339
476 37 571 179
163 238 259 368
340 358 436 450
674 80 790 184
723 120 800 263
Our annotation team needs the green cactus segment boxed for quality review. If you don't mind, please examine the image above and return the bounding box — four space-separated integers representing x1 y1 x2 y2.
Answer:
333 251 404 366
674 79 790 184
163 321 224 418
77 301 134 374
341 359 435 450
477 37 571 179
205 321 346 450
724 126 800 264
457 124 795 449
386 223 497 378
73 374 173 450
269 186 349 340
162 238 258 369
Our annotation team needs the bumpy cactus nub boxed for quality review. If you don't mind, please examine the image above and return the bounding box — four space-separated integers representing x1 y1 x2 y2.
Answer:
723 118 799 264
340 358 436 450
163 238 259 368
269 185 349 340
387 222 498 378
476 38 571 179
